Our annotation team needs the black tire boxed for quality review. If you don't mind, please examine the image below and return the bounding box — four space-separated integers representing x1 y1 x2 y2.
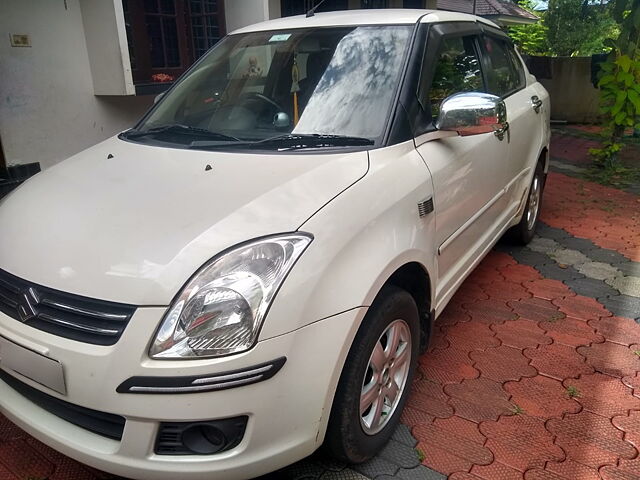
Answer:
508 161 545 245
324 286 420 463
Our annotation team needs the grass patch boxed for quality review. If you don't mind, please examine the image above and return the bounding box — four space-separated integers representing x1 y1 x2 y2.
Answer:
566 385 581 398
415 447 426 463
510 404 525 415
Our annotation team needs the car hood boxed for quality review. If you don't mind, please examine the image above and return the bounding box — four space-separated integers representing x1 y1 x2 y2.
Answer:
0 137 368 305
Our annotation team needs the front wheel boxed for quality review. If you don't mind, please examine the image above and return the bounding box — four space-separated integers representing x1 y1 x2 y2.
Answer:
508 161 545 245
324 286 420 463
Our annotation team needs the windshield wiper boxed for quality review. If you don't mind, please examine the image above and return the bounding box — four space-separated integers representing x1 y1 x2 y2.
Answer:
190 133 374 150
123 124 241 142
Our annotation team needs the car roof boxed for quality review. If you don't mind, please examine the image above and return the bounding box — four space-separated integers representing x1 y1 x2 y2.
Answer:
230 9 499 34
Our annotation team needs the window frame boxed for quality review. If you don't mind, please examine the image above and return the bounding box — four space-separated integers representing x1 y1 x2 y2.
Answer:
123 0 226 88
477 30 527 99
408 21 485 138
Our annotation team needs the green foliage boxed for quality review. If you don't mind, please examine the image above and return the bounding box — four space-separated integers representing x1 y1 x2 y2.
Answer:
566 386 581 398
592 0 640 167
509 1 549 55
545 0 619 56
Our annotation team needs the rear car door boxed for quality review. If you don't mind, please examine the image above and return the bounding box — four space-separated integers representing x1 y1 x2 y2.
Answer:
413 23 511 307
479 33 543 211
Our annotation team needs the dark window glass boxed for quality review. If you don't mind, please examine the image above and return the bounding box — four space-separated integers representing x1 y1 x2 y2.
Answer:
422 36 483 118
144 0 180 69
189 0 221 59
482 36 524 96
403 0 424 7
281 0 348 16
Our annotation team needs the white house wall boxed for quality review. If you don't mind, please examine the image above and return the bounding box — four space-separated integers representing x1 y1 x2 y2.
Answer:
0 0 153 169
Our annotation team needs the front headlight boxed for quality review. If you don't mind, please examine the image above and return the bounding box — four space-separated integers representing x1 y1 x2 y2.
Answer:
150 233 312 359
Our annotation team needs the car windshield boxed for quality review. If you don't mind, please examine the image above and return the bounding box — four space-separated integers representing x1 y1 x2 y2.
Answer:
125 25 413 150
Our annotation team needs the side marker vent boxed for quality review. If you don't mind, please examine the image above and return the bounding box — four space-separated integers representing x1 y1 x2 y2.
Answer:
418 197 434 217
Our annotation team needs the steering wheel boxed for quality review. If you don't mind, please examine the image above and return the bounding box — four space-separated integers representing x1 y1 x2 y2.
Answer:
239 92 284 113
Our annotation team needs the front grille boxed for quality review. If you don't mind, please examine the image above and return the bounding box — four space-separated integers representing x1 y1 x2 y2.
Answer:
0 268 136 345
0 369 126 440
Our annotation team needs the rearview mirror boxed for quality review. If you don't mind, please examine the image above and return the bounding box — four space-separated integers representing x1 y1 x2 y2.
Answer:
435 92 508 138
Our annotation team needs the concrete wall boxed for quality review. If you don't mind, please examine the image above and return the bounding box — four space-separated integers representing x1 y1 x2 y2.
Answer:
225 0 281 32
533 57 601 124
0 0 153 169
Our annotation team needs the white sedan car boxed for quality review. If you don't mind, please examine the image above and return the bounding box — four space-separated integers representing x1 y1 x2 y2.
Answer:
0 8 549 480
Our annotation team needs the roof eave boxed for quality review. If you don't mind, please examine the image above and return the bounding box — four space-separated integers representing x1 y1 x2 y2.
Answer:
483 14 538 25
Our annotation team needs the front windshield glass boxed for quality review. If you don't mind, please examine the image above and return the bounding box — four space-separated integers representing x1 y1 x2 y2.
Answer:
127 25 412 150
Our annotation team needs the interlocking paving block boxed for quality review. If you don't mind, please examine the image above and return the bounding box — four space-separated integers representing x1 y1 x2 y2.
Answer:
419 345 478 385
483 251 518 268
392 424 418 448
552 295 612 321
436 301 472 327
534 262 585 281
0 439 55 480
508 297 565 322
555 236 598 252
577 341 640 378
409 379 455 419
265 460 324 479
433 416 486 444
466 265 504 286
396 465 447 480
584 247 629 265
498 263 543 283
378 439 421 469
612 410 640 452
544 459 601 480
622 372 640 397
563 373 640 417
613 261 640 277
319 468 370 480
26 437 106 480
564 276 620 299
0 415 26 442
549 248 591 267
588 316 640 346
524 342 594 380
548 410 636 469
470 461 523 480
480 414 564 472
491 318 552 350
528 237 561 254
510 248 555 267
351 455 399 478
577 261 620 281
600 459 640 480
539 316 604 347
450 282 489 306
598 294 640 320
315 456 348 472
523 278 574 300
504 375 580 419
444 378 513 423
400 405 434 428
463 298 518 325
536 222 571 240
414 423 492 475
606 275 640 297
481 280 532 301
443 321 500 351
470 345 537 383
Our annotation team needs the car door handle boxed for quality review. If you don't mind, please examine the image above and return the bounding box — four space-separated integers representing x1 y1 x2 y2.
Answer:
494 122 509 141
531 96 543 114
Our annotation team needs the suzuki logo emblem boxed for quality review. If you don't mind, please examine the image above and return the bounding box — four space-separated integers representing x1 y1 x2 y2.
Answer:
17 287 39 322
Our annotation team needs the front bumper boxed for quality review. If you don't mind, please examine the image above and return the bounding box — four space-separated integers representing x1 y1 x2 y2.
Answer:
0 307 365 480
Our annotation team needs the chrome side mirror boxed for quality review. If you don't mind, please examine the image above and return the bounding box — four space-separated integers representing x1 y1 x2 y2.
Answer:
436 92 508 140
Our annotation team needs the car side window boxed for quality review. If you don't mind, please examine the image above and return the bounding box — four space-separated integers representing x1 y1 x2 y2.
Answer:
481 36 525 97
420 35 483 120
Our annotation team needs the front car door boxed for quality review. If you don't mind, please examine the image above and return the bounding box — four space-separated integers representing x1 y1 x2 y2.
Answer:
478 33 544 213
413 23 511 311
